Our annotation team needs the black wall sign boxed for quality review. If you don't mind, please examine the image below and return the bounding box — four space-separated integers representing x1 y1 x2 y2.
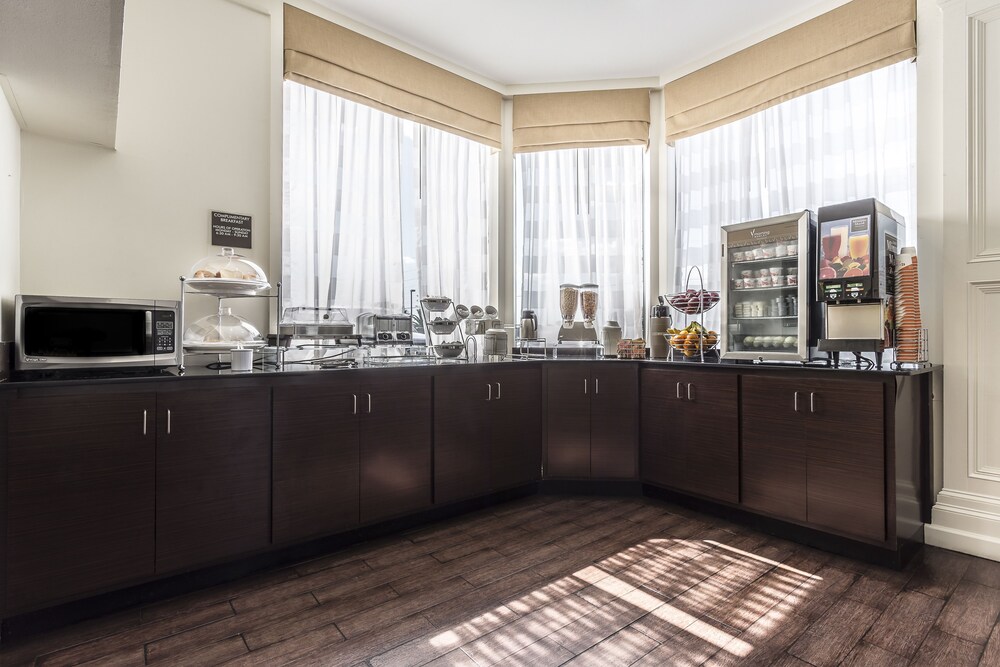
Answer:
211 211 252 249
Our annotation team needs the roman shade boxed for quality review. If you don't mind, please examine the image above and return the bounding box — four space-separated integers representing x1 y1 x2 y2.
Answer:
663 0 916 142
512 88 651 153
283 4 502 148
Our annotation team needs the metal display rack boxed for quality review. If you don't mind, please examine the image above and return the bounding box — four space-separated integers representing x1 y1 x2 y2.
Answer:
178 276 283 372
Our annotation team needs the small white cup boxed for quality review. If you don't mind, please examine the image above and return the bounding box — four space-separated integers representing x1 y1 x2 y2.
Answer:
231 348 253 372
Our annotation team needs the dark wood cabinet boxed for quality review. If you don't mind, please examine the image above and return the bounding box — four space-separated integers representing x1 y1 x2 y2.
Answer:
435 367 542 504
489 368 542 491
5 391 155 613
273 380 360 544
741 375 885 542
360 374 432 523
274 372 432 537
545 363 637 479
742 376 808 522
156 386 271 574
434 370 492 504
640 368 738 503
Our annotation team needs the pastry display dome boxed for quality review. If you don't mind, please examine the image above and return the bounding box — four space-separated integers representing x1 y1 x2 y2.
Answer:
183 306 265 350
185 247 269 295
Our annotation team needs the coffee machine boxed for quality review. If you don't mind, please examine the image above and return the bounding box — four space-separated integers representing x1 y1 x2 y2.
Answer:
816 198 904 369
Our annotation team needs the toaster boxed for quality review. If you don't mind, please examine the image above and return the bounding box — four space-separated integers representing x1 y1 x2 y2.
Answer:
356 313 413 345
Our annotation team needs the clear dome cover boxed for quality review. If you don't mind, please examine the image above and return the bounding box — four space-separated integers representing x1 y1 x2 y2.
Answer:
184 306 265 349
188 247 268 283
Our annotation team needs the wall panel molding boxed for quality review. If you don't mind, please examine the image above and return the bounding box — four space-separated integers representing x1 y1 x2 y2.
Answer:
968 7 1000 261
967 281 1000 482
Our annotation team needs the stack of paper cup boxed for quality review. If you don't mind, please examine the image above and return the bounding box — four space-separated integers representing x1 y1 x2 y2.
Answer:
895 247 924 363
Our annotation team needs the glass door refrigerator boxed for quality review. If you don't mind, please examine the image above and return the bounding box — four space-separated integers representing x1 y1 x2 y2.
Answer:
721 210 817 362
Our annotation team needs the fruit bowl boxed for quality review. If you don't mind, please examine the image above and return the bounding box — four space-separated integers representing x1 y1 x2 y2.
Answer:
665 289 721 315
665 328 719 358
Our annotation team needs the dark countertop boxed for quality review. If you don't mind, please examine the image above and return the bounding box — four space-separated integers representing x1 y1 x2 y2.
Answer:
0 350 939 390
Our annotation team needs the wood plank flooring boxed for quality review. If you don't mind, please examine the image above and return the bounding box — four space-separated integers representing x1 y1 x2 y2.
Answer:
2 495 999 666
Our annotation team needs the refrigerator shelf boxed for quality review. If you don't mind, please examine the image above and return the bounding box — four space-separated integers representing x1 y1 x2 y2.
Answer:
732 285 797 294
728 256 799 266
731 315 798 320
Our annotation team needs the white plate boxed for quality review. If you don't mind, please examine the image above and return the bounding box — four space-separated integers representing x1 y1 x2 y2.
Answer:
185 278 271 296
183 340 267 352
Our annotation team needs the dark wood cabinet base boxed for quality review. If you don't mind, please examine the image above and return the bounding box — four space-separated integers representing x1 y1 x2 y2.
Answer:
642 483 924 569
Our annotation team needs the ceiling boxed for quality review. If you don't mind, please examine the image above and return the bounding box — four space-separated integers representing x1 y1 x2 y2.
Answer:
312 0 852 89
0 0 124 148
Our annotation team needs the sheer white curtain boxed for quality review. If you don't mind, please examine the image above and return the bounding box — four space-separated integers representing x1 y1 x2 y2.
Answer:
515 146 645 341
283 81 493 319
674 60 917 328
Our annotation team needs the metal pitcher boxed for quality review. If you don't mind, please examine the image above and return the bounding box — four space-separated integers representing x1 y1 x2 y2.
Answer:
520 309 538 339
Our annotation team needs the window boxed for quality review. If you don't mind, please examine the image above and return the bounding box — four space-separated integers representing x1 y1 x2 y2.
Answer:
282 81 496 321
673 60 917 329
514 146 646 342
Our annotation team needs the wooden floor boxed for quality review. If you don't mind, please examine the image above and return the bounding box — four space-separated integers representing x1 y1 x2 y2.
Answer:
2 495 999 666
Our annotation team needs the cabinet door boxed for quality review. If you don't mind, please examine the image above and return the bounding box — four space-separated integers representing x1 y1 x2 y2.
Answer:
741 376 807 522
640 369 685 487
676 371 739 503
434 371 491 504
545 365 592 477
360 373 432 523
273 381 360 544
805 380 886 542
490 368 542 490
156 387 271 573
6 392 155 613
590 364 638 479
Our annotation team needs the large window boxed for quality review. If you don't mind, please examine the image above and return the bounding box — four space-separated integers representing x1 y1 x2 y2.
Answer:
283 81 496 320
673 60 917 328
514 146 646 342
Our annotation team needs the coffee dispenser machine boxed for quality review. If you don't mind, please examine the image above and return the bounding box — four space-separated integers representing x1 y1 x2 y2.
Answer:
816 198 904 369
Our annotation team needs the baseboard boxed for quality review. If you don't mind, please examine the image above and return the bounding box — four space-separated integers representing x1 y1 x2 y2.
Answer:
538 479 643 496
926 488 1000 561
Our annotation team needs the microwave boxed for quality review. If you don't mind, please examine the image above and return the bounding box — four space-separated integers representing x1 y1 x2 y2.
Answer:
15 295 180 371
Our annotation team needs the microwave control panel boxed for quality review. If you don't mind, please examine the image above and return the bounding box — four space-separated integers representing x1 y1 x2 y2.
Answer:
153 310 176 353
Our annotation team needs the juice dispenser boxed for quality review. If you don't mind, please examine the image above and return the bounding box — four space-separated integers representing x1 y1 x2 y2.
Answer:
817 198 904 369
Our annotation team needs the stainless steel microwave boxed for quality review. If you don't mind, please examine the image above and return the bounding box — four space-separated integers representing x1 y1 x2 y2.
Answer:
15 295 180 371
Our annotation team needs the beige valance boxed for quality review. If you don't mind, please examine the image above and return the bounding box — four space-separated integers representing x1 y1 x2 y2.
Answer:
663 0 916 142
283 4 502 148
512 88 651 153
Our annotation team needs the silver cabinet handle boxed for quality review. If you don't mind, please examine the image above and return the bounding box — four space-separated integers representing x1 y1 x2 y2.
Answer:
595 378 599 395
687 383 693 401
676 382 683 399
584 378 588 394
367 393 372 414
794 392 799 412
166 409 172 434
496 382 501 400
353 394 357 415
810 392 816 413
143 409 147 435
487 384 492 401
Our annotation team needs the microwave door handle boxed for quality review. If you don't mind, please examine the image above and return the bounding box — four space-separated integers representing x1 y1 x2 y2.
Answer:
145 310 154 354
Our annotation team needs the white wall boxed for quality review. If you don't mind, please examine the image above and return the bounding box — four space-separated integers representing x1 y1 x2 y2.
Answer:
20 0 271 328
0 91 20 341
924 0 1000 561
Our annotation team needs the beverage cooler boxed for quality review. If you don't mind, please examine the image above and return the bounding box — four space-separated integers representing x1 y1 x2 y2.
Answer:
721 210 817 362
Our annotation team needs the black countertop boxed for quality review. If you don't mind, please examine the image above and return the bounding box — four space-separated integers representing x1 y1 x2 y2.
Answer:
0 352 939 390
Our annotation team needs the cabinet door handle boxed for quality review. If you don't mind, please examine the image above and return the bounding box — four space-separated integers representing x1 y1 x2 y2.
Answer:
676 382 683 399
143 409 147 435
495 382 501 400
367 393 372 414
353 394 357 415
687 383 693 401
166 409 172 434
810 392 816 413
487 384 492 401
595 378 599 395
794 392 799 412
584 378 587 394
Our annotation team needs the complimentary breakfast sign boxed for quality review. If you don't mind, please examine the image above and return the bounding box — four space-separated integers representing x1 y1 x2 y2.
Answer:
211 211 252 249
